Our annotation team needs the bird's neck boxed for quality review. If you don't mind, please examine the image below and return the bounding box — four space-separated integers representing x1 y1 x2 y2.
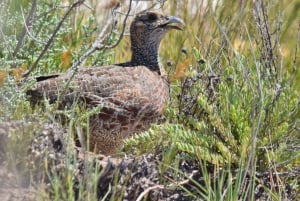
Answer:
130 44 161 74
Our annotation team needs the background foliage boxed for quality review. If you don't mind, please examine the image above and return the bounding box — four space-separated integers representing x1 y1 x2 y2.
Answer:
0 0 299 200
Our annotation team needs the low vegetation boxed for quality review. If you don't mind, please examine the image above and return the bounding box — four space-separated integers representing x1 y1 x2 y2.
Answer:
0 0 299 200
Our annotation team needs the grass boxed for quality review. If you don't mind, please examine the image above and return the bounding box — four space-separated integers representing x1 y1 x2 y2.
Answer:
0 0 299 200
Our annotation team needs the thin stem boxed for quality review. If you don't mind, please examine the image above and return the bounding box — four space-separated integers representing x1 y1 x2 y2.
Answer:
12 0 37 59
23 0 85 79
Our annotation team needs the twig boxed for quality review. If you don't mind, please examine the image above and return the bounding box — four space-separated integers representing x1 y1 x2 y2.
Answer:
69 0 133 72
23 0 85 78
241 2 266 196
136 185 165 201
12 0 37 59
136 170 198 201
260 0 277 76
103 1 132 50
68 15 115 70
253 0 277 80
20 6 45 45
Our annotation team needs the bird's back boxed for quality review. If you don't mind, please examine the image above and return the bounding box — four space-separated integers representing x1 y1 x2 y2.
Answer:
28 65 168 112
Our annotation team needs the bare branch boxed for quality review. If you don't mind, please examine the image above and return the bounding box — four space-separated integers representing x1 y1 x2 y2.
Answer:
253 0 278 80
69 0 133 72
20 7 45 45
69 16 115 70
12 0 37 59
103 2 132 50
23 0 86 79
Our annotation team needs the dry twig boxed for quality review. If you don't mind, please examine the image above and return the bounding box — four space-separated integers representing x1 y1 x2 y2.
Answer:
23 0 86 78
13 0 37 59
69 0 133 72
136 170 198 201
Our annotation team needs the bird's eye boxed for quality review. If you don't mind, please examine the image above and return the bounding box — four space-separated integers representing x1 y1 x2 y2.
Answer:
148 13 158 21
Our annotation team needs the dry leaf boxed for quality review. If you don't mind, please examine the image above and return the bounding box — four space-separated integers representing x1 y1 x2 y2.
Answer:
61 49 72 69
12 65 27 82
102 0 119 9
171 58 192 81
0 70 8 87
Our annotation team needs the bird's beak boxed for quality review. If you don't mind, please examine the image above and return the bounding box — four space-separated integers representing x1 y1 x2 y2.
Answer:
159 16 185 31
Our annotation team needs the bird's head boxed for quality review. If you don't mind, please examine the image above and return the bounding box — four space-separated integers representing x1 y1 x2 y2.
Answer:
129 11 184 71
130 11 184 45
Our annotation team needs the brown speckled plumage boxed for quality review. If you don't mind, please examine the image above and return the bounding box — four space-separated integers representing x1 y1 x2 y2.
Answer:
27 11 184 154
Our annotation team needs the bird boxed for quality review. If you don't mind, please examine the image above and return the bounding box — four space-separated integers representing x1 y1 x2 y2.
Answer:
27 11 184 155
